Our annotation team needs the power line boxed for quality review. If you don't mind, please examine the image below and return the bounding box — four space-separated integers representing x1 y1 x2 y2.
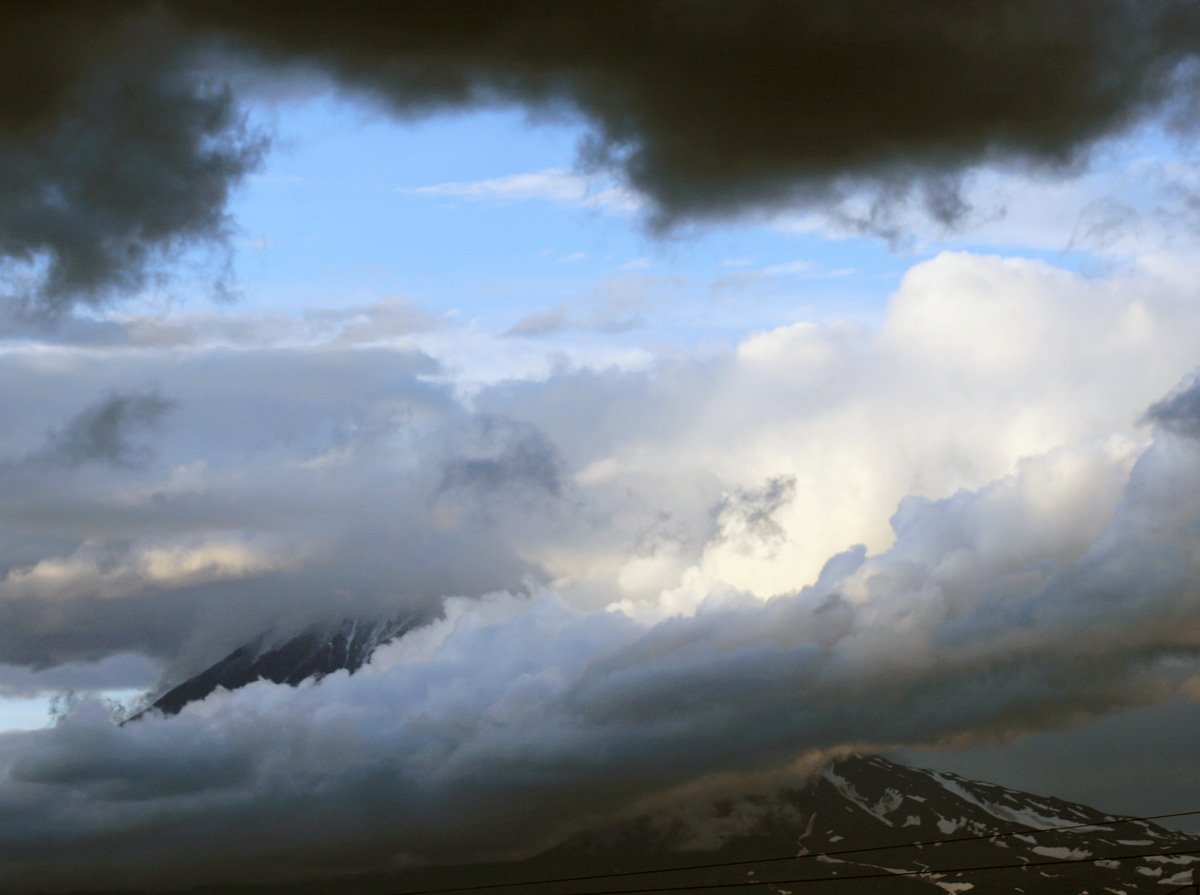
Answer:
514 844 1200 895
391 808 1200 895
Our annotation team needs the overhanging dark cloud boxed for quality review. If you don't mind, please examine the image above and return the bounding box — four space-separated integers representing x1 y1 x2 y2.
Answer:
180 0 1200 221
0 6 264 314
4 2 1200 309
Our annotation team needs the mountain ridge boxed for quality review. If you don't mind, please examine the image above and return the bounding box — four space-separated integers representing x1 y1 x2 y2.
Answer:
63 752 1199 895
126 619 1200 893
137 614 418 718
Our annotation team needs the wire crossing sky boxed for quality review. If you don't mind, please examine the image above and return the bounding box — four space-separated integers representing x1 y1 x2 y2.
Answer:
2 2 1200 891
452 847 1200 895
387 809 1200 895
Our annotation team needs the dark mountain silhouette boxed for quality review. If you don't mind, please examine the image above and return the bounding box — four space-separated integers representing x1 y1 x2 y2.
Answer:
71 753 1200 894
138 615 417 718
495 753 1200 895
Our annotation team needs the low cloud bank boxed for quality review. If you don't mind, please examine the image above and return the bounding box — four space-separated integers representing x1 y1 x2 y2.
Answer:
5 3 1200 310
0 252 1198 890
1 389 1198 891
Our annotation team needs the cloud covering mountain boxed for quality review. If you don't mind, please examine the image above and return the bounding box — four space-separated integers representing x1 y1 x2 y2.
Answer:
1 251 1199 889
1 4 1200 892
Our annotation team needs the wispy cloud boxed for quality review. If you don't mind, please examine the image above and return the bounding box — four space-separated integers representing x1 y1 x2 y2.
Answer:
404 168 641 211
761 260 812 276
506 308 569 337
762 260 856 278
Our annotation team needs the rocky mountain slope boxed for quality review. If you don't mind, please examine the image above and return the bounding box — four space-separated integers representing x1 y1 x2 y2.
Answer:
140 615 418 717
464 753 1199 895
93 753 1193 895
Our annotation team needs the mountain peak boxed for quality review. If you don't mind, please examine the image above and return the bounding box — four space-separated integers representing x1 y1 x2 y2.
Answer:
520 753 1200 895
140 614 418 718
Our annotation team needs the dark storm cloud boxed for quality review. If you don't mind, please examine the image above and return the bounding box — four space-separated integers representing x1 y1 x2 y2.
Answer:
180 0 1200 230
32 392 176 470
4 2 1200 308
0 6 265 313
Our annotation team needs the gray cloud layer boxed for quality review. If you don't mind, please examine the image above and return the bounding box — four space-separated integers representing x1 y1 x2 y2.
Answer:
4 2 1200 309
0 253 1197 890
1143 374 1200 439
175 0 1200 224
0 341 544 675
2 8 1200 882
0 6 264 313
31 392 176 470
1 397 1199 891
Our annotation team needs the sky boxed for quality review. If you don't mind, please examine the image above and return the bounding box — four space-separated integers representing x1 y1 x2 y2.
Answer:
3 2 1200 890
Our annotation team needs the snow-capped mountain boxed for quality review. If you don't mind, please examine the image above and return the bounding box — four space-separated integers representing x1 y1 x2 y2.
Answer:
380 754 1200 895
79 743 1197 895
761 754 1200 894
127 620 1200 894
141 615 418 717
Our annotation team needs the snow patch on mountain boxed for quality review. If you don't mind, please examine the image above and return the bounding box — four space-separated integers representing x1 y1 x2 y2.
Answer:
820 766 896 826
1032 846 1093 859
